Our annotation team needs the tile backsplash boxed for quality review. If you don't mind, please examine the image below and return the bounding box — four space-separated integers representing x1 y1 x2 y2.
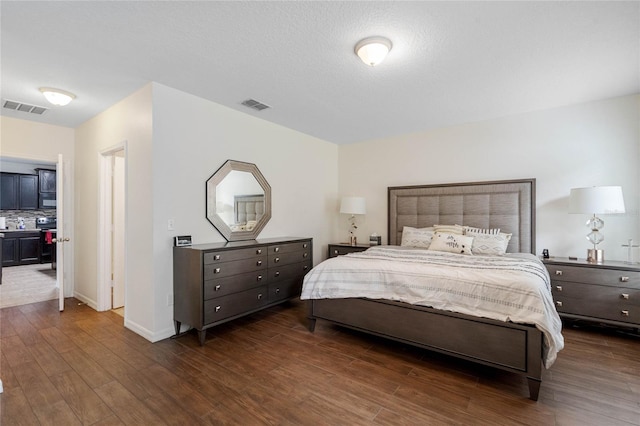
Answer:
0 210 57 230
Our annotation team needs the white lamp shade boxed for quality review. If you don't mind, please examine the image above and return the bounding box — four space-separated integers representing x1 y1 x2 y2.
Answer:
340 196 366 215
569 186 626 214
355 37 392 66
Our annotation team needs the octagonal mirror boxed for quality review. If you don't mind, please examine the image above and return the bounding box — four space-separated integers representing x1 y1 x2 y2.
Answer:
206 160 271 241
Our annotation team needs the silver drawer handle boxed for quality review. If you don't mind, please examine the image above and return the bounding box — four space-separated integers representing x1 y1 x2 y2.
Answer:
622 293 630 300
555 270 563 276
274 271 280 277
303 265 309 271
274 247 280 253
256 249 262 254
275 288 280 294
334 250 339 255
257 275 263 281
555 285 563 292
257 293 263 300
257 260 262 266
274 257 280 263
621 310 629 316
303 253 309 258
214 255 220 260
303 243 308 248
620 276 630 282
213 268 221 274
215 285 221 291
556 301 563 307
215 306 221 312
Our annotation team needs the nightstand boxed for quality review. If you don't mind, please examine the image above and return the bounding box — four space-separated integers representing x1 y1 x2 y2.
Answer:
328 243 370 258
542 257 640 329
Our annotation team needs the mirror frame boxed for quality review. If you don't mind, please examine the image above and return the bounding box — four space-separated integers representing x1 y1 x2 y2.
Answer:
206 160 271 241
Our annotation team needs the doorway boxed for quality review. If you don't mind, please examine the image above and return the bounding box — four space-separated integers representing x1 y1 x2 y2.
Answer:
98 145 126 314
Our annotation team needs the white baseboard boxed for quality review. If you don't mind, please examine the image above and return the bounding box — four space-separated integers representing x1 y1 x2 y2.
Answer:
72 291 97 310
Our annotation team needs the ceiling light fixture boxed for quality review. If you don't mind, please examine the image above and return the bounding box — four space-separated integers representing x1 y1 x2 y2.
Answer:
354 36 392 66
39 87 76 106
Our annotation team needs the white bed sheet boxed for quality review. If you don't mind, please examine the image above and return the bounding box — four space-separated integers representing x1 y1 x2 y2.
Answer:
301 246 564 368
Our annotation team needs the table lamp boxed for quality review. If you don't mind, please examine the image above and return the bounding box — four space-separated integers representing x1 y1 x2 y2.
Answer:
340 196 366 246
569 186 625 263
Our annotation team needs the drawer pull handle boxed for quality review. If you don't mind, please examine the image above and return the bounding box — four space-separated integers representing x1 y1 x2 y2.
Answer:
275 288 280 294
303 253 309 258
214 255 221 260
256 249 262 255
620 276 630 282
274 247 280 253
215 285 221 291
555 270 563 276
303 265 309 271
274 257 280 263
215 306 221 312
257 275 263 281
303 243 308 248
213 268 221 274
257 260 262 266
556 301 563 307
257 293 263 300
334 250 339 255
621 310 629 317
555 285 563 292
622 293 630 300
275 271 280 277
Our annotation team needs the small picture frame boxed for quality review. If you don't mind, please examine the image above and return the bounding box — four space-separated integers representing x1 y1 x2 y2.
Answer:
175 235 192 247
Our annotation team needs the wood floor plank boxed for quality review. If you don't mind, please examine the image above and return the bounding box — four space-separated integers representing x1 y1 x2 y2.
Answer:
0 386 41 425
27 340 74 377
94 381 166 425
49 370 115 425
59 348 115 389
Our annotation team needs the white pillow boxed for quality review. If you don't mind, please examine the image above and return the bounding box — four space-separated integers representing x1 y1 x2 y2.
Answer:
401 226 434 248
471 233 512 256
428 232 474 255
465 226 501 235
433 224 465 235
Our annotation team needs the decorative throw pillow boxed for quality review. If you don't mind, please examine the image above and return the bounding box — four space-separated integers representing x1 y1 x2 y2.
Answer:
465 226 501 235
433 224 465 235
428 232 474 255
471 233 513 256
401 226 435 248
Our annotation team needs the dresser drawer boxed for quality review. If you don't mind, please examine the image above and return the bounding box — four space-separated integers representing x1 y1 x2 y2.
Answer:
328 245 369 258
545 265 640 287
204 286 268 324
268 241 311 256
269 260 312 282
554 296 640 325
204 256 266 280
551 281 640 306
204 247 265 264
204 270 268 300
268 249 311 267
269 279 301 302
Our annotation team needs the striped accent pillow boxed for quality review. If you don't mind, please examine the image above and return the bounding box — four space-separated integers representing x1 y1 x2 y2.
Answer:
465 226 501 235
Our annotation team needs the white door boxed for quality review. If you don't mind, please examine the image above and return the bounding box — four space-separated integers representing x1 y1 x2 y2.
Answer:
112 154 125 308
56 154 66 312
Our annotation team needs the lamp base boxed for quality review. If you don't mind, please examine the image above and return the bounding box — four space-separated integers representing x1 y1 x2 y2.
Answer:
587 249 604 264
349 235 357 246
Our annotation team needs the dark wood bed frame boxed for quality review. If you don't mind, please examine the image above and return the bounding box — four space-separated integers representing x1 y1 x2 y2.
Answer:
307 179 545 400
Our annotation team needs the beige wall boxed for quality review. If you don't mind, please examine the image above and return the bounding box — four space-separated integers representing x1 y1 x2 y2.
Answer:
74 84 154 336
338 94 640 261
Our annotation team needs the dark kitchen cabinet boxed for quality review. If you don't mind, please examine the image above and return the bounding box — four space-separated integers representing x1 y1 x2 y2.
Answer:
36 169 56 209
0 173 38 210
2 231 41 266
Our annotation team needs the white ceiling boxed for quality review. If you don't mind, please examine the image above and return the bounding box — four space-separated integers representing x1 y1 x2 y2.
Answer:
1 1 638 144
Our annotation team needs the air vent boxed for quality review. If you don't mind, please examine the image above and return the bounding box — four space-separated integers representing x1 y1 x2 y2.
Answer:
3 99 48 115
241 98 270 111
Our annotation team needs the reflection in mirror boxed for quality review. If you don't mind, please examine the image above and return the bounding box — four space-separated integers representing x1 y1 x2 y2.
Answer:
206 160 271 241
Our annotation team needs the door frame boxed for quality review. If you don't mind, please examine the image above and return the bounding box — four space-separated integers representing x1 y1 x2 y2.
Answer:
97 142 127 312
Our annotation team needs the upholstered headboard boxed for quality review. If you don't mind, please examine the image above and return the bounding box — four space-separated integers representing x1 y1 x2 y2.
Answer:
388 179 536 254
234 194 265 224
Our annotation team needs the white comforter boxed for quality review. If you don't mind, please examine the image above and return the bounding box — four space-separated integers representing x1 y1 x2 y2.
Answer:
301 246 564 367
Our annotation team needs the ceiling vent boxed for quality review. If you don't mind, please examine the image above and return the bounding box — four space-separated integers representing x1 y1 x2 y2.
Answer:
241 98 270 111
3 99 48 115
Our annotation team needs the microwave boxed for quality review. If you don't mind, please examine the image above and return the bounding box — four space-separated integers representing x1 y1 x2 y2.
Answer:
39 192 56 209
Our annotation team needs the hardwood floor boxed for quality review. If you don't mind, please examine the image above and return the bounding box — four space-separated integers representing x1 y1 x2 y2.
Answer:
1 297 638 425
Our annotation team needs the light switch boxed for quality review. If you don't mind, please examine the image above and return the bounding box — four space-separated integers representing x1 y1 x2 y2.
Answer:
167 219 175 231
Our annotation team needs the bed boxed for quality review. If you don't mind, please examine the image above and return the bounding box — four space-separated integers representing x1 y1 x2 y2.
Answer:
301 178 564 400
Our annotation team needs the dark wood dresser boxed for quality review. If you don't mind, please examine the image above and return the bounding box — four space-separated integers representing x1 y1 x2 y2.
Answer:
543 257 640 329
173 237 312 345
328 243 369 258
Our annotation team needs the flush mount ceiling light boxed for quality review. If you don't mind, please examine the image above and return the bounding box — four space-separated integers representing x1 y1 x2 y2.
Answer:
354 36 392 66
39 87 76 106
